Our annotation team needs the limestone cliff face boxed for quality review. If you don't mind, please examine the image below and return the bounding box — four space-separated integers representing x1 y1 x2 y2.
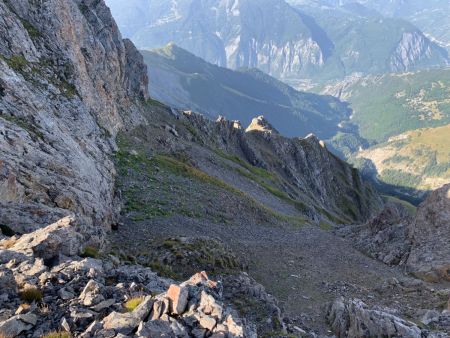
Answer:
0 0 148 232
389 31 443 72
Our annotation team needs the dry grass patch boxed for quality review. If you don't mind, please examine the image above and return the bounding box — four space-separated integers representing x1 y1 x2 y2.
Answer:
40 332 71 338
19 287 43 303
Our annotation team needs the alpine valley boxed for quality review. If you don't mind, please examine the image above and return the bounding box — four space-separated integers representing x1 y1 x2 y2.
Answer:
106 0 450 202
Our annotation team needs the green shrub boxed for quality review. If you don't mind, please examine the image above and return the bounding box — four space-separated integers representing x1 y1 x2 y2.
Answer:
19 287 43 303
4 55 28 71
80 246 99 258
21 19 41 39
124 296 144 312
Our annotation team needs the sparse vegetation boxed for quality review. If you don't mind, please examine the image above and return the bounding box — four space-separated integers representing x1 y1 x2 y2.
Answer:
2 55 29 72
20 287 43 303
383 195 417 216
21 19 41 39
214 149 274 180
1 114 44 140
124 296 144 312
80 246 99 258
40 331 71 338
147 261 180 280
58 80 78 98
145 97 168 108
215 149 314 215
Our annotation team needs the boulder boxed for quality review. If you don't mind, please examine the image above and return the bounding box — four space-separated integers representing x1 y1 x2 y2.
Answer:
133 296 154 321
102 312 141 335
198 291 223 320
0 313 37 337
7 216 83 261
79 280 104 306
167 284 189 315
151 298 170 320
136 320 175 337
327 298 422 338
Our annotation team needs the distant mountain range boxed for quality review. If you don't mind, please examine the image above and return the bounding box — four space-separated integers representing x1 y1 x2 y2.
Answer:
142 43 350 139
287 0 450 51
105 0 449 82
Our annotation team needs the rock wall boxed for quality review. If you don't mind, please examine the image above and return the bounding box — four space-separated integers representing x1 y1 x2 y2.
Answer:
0 0 148 231
407 184 450 282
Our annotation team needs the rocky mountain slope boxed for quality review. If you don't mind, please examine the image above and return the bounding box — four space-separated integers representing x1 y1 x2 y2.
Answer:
142 43 351 139
106 0 449 81
105 0 334 79
3 0 450 337
289 3 449 80
0 0 148 232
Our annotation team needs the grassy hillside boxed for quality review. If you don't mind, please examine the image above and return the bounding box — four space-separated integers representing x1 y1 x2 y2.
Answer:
356 124 450 198
322 68 450 143
141 44 351 139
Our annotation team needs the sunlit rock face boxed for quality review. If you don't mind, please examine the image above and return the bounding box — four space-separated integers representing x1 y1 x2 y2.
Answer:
0 0 148 231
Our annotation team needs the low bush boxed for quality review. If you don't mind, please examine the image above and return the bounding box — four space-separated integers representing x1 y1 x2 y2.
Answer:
19 287 43 303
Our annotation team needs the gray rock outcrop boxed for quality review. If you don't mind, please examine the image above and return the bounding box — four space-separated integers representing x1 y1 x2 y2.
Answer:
0 0 148 231
336 203 412 265
407 184 450 282
328 298 425 338
0 218 262 338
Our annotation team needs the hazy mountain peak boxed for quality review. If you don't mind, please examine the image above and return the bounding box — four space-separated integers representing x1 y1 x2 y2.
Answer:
106 0 449 80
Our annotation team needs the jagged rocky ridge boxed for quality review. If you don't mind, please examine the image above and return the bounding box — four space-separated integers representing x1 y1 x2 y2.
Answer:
180 113 381 223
